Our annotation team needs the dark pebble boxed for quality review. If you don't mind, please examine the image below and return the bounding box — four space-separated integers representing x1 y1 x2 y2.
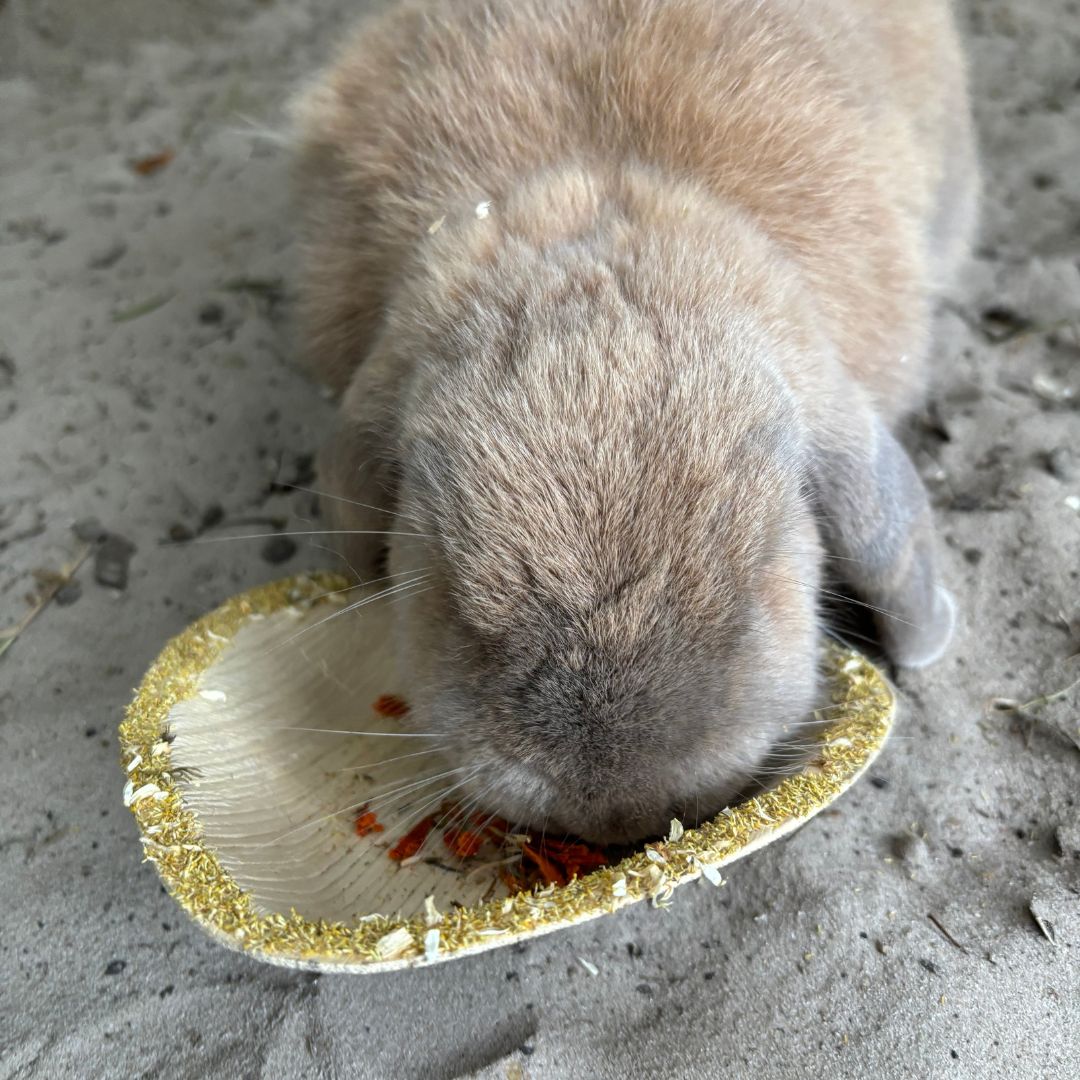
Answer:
963 548 984 565
626 942 643 959
159 985 175 999
635 983 654 996
87 240 127 270
918 959 938 975
980 306 1031 343
519 1044 534 1056
168 523 194 543
198 302 225 325
54 581 82 606
1045 446 1075 481
260 536 297 564
94 534 136 590
104 959 127 976
869 775 889 789
200 504 225 530
73 517 108 543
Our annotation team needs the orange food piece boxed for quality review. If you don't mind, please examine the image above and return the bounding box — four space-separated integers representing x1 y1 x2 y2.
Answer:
353 805 384 838
522 843 568 887
499 866 526 893
388 815 436 861
444 827 484 859
131 149 175 176
382 796 608 891
510 836 609 888
539 839 608 878
372 694 410 718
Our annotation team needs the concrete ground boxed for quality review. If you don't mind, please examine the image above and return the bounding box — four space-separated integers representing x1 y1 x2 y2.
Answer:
1 1 1078 1077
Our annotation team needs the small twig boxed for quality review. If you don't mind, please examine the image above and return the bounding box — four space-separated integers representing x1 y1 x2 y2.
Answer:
1016 675 1080 712
927 913 969 955
990 673 1080 716
1029 905 1057 947
423 858 465 875
991 671 1080 753
112 293 174 322
220 277 285 302
0 543 93 658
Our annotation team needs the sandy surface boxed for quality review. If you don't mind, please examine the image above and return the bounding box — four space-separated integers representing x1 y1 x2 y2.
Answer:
1 1 1078 1077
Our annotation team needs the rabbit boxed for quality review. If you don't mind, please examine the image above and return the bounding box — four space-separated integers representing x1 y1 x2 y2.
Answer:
288 0 978 844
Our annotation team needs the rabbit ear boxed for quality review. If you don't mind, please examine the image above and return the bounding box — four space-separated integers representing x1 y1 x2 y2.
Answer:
811 403 955 669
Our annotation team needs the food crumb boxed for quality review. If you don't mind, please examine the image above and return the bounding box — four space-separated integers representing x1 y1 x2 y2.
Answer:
388 815 436 861
354 805 384 838
444 826 484 859
373 694 410 718
130 149 175 176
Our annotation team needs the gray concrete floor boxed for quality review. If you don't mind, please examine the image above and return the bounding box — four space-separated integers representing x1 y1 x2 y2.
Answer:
2 2 1078 1077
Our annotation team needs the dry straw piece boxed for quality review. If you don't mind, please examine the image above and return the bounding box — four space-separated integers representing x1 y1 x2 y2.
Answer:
120 572 894 973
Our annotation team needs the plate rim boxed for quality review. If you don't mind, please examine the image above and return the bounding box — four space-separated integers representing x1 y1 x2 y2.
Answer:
119 571 896 973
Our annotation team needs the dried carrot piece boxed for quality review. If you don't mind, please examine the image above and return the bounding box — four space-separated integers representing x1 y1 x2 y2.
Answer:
388 815 436 861
444 827 484 859
522 843 568 887
539 839 608 876
382 793 607 889
372 694 409 718
353 805 384 837
499 866 527 893
561 857 604 880
130 149 175 176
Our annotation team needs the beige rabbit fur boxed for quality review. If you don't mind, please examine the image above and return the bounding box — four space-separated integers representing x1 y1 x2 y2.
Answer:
287 0 977 842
